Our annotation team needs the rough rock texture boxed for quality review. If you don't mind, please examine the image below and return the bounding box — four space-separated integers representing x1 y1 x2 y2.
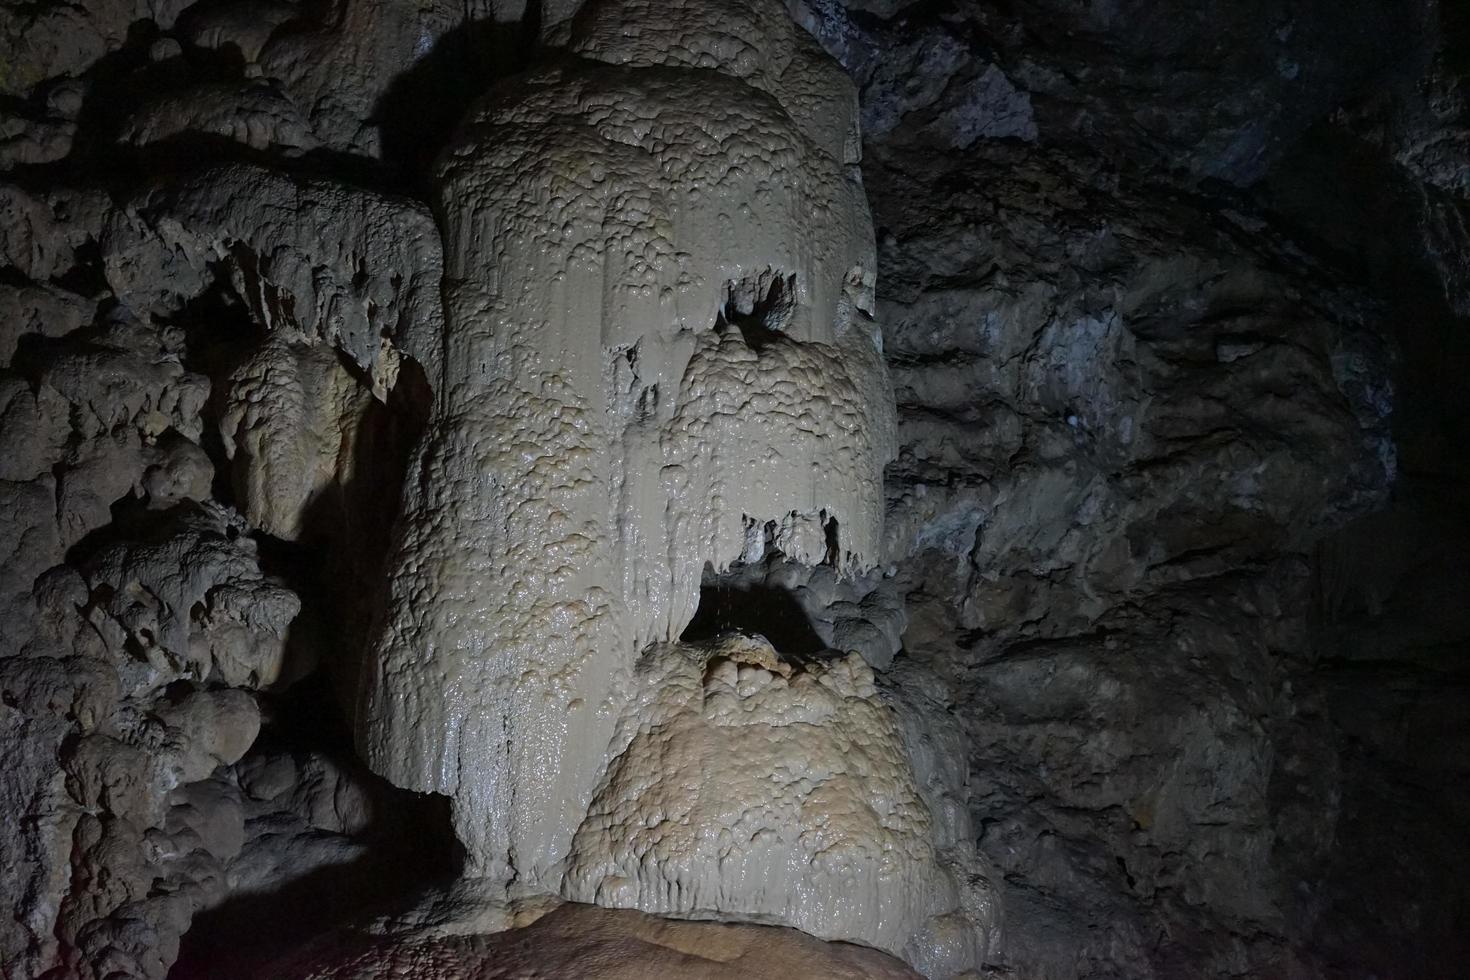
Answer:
1 0 1468 978
792 0 1423 185
0 276 294 975
0 9 446 974
164 690 460 980
2 498 286 979
359 0 899 908
791 1 1469 977
103 161 445 396
872 144 1393 635
687 555 908 670
562 635 998 972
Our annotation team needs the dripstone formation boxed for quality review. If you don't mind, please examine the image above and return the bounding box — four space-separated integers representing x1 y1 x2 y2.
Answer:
362 0 890 871
351 2 996 970
1 0 1467 978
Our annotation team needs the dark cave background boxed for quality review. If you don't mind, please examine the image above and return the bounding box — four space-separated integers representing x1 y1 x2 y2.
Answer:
0 0 1465 978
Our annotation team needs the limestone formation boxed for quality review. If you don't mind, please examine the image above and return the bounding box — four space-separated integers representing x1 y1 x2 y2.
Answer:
218 336 379 542
120 81 320 157
689 555 908 670
359 0 899 911
1 496 298 977
562 635 998 969
103 162 445 397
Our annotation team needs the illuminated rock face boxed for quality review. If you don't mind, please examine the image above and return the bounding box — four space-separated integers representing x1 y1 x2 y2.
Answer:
353 2 1009 971
562 635 999 971
357 0 907 926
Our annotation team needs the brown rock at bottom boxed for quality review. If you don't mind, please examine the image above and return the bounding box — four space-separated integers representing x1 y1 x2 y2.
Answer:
267 903 926 980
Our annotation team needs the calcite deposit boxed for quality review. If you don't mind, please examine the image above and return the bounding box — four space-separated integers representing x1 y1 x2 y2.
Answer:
359 0 899 909
562 635 997 971
270 902 927 980
103 161 446 397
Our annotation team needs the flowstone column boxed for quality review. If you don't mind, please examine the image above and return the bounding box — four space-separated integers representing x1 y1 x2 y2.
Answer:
359 0 896 907
355 3 1001 973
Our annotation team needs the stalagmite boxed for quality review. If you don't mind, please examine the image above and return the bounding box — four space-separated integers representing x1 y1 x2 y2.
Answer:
361 0 893 879
354 0 1003 968
561 635 998 970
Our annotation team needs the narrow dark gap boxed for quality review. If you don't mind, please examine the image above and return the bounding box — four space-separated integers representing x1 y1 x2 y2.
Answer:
680 560 827 655
823 512 841 567
1115 855 1137 889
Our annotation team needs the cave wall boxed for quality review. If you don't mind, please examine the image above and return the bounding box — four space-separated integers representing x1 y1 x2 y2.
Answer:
789 1 1469 975
0 0 1465 978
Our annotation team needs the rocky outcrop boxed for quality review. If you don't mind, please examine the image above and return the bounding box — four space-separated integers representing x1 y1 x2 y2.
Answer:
687 555 908 670
813 1 1465 977
0 16 447 975
872 142 1393 636
1 498 292 978
793 0 1426 185
103 162 445 396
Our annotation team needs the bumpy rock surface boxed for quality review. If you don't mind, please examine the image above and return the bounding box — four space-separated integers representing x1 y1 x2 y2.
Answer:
1 0 1468 978
688 554 908 670
104 162 445 397
872 145 1393 632
795 1 1468 977
360 0 899 905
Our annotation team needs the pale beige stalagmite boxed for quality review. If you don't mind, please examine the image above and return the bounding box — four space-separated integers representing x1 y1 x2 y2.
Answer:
562 635 1001 971
347 0 1010 967
360 0 895 887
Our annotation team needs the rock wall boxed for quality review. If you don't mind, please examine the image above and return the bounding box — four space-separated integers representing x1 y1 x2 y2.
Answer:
795 1 1469 977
